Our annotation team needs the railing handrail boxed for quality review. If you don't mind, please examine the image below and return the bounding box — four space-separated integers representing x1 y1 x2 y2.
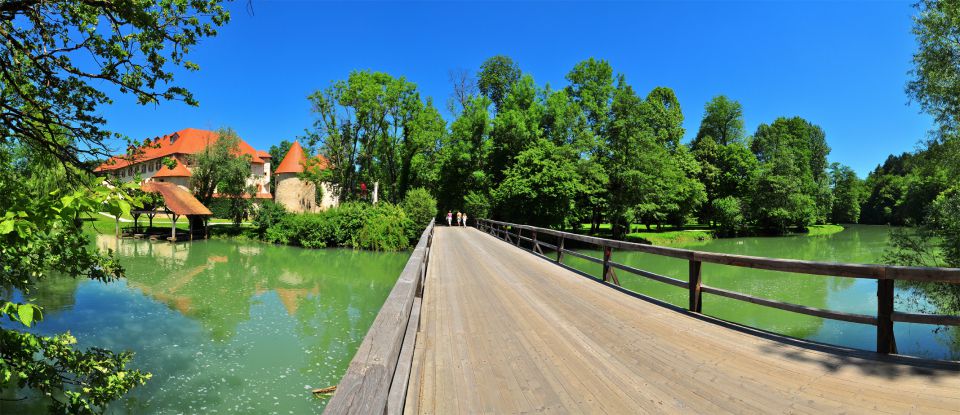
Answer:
478 218 960 283
324 218 435 414
476 218 960 356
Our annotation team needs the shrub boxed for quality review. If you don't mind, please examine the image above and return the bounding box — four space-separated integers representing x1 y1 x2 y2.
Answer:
402 187 437 228
262 202 416 251
252 201 289 235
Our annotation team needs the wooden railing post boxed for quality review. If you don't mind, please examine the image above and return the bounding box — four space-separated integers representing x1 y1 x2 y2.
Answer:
877 278 897 354
515 228 522 247
532 230 543 255
556 236 564 263
689 259 702 313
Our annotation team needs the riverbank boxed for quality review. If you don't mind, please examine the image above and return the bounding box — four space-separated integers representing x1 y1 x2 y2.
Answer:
578 223 847 247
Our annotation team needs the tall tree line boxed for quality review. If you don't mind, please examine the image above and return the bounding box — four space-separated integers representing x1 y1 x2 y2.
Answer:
305 56 870 237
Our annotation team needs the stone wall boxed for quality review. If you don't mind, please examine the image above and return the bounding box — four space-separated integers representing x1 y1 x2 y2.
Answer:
275 174 339 213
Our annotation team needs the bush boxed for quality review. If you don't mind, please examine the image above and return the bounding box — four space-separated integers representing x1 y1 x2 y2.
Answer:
252 201 288 235
402 187 437 227
262 202 415 251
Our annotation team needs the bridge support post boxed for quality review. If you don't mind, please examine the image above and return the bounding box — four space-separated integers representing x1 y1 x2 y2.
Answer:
877 278 897 354
688 259 702 313
557 236 564 263
516 228 522 247
532 231 543 255
602 247 620 286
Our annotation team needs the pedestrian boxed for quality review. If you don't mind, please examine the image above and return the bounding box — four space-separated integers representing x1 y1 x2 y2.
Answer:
446 211 452 226
462 213 468 227
456 211 462 227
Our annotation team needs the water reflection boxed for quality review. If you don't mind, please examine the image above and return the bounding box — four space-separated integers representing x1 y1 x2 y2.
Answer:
4 236 408 414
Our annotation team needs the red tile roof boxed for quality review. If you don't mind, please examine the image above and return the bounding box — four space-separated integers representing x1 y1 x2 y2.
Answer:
275 141 329 174
152 160 192 178
141 182 213 216
95 128 265 172
257 150 271 159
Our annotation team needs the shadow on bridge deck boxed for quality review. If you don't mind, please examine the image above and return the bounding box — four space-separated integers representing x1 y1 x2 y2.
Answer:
405 227 960 414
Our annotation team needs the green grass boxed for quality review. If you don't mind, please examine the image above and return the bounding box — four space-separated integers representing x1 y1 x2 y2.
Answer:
804 224 845 236
626 229 714 246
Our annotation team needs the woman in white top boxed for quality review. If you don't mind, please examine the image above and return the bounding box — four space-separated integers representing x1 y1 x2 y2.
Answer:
462 213 468 227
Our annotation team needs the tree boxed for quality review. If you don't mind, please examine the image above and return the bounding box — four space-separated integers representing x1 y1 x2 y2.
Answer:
436 96 492 213
306 71 430 203
190 128 253 224
748 117 831 231
488 75 542 185
492 139 585 228
692 95 746 146
907 0 960 134
829 163 862 224
0 1 227 411
0 0 229 170
691 96 758 226
565 58 615 230
447 68 477 115
477 55 521 113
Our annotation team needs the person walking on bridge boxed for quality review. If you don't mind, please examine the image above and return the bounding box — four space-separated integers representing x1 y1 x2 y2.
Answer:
446 211 452 226
456 211 462 226
462 213 468 227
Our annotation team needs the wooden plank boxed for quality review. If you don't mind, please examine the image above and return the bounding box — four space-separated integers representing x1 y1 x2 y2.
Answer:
559 248 604 265
700 284 878 326
387 296 422 414
608 261 689 288
892 311 960 326
325 220 434 415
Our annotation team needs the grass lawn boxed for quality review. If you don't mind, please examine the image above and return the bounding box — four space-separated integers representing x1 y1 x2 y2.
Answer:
804 224 845 236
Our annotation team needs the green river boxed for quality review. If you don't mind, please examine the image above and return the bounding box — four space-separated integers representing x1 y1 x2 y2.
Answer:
2 225 957 413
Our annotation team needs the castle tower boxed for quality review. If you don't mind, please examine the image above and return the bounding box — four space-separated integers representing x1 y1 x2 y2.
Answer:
274 141 335 213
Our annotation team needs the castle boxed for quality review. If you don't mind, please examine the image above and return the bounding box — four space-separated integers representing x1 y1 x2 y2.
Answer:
95 128 337 213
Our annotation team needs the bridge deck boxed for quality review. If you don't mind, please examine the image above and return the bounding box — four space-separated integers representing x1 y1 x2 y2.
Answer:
404 227 960 414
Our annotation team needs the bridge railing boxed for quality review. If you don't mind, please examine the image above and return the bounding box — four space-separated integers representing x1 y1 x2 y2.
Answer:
476 218 960 355
325 219 435 414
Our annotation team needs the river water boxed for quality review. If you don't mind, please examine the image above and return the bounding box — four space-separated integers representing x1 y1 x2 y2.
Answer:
2 225 957 413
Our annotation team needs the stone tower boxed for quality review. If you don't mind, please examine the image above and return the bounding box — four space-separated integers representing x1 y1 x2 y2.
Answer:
274 141 336 213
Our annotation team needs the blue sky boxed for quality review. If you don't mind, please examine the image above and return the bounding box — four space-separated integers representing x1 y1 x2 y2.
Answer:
104 1 931 177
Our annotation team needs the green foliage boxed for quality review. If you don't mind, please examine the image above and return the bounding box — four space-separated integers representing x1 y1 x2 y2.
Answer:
264 203 415 251
252 201 289 235
1 0 227 410
478 55 522 112
1 146 150 413
401 188 438 227
306 71 443 204
693 95 746 146
492 139 585 228
0 0 228 167
748 117 831 231
829 163 862 224
712 196 745 236
463 191 491 220
189 127 253 221
907 0 960 133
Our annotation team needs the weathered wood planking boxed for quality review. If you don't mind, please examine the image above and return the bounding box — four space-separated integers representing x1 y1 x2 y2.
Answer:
409 227 960 413
324 220 434 415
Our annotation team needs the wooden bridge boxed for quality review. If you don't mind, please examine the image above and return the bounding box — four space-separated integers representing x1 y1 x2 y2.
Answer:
325 219 960 414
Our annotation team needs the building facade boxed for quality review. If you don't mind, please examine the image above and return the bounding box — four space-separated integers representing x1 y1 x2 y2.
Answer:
95 128 273 199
